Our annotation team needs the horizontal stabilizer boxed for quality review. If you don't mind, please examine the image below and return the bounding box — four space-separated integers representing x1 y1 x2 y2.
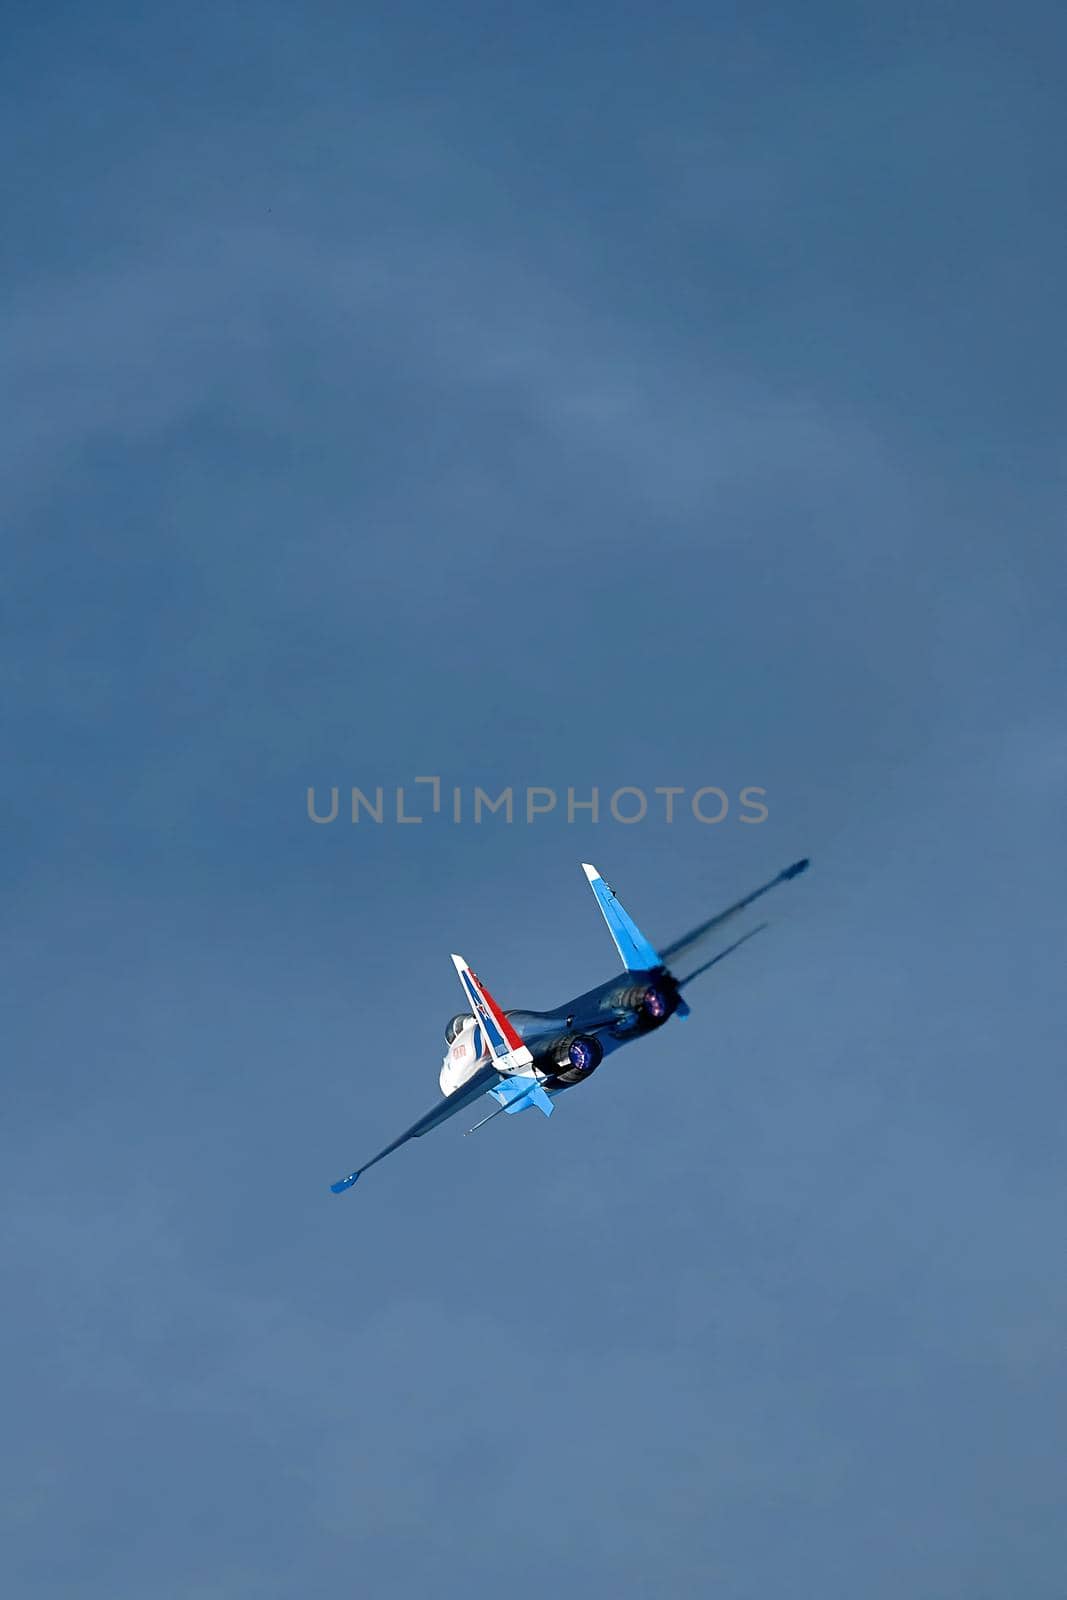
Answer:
490 1076 555 1117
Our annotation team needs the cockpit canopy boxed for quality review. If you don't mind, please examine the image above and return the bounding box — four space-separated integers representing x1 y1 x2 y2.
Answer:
444 1012 472 1045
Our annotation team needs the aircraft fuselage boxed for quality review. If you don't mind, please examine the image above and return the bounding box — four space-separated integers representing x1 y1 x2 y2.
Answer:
440 967 681 1098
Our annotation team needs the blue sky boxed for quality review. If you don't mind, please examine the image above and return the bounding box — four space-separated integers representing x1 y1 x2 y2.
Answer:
3 4 1065 1596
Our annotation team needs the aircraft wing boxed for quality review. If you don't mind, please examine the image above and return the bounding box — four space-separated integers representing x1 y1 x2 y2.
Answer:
331 954 540 1193
660 858 809 975
330 1062 500 1192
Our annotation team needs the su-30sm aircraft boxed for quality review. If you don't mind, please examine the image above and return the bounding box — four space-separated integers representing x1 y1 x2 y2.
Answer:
330 858 809 1193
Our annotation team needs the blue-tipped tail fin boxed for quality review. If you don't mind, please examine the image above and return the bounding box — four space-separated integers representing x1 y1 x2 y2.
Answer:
581 864 663 972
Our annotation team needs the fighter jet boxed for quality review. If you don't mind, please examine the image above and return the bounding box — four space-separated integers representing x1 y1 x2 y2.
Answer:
330 858 809 1192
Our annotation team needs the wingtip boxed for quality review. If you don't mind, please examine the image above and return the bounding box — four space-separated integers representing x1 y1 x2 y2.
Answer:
581 862 600 882
330 1171 360 1193
450 952 466 972
780 857 810 880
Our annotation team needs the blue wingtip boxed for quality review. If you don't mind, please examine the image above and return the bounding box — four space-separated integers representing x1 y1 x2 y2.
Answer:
330 1171 361 1194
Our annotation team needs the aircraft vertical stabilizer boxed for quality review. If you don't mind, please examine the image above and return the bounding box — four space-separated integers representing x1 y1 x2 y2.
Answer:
581 864 663 972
